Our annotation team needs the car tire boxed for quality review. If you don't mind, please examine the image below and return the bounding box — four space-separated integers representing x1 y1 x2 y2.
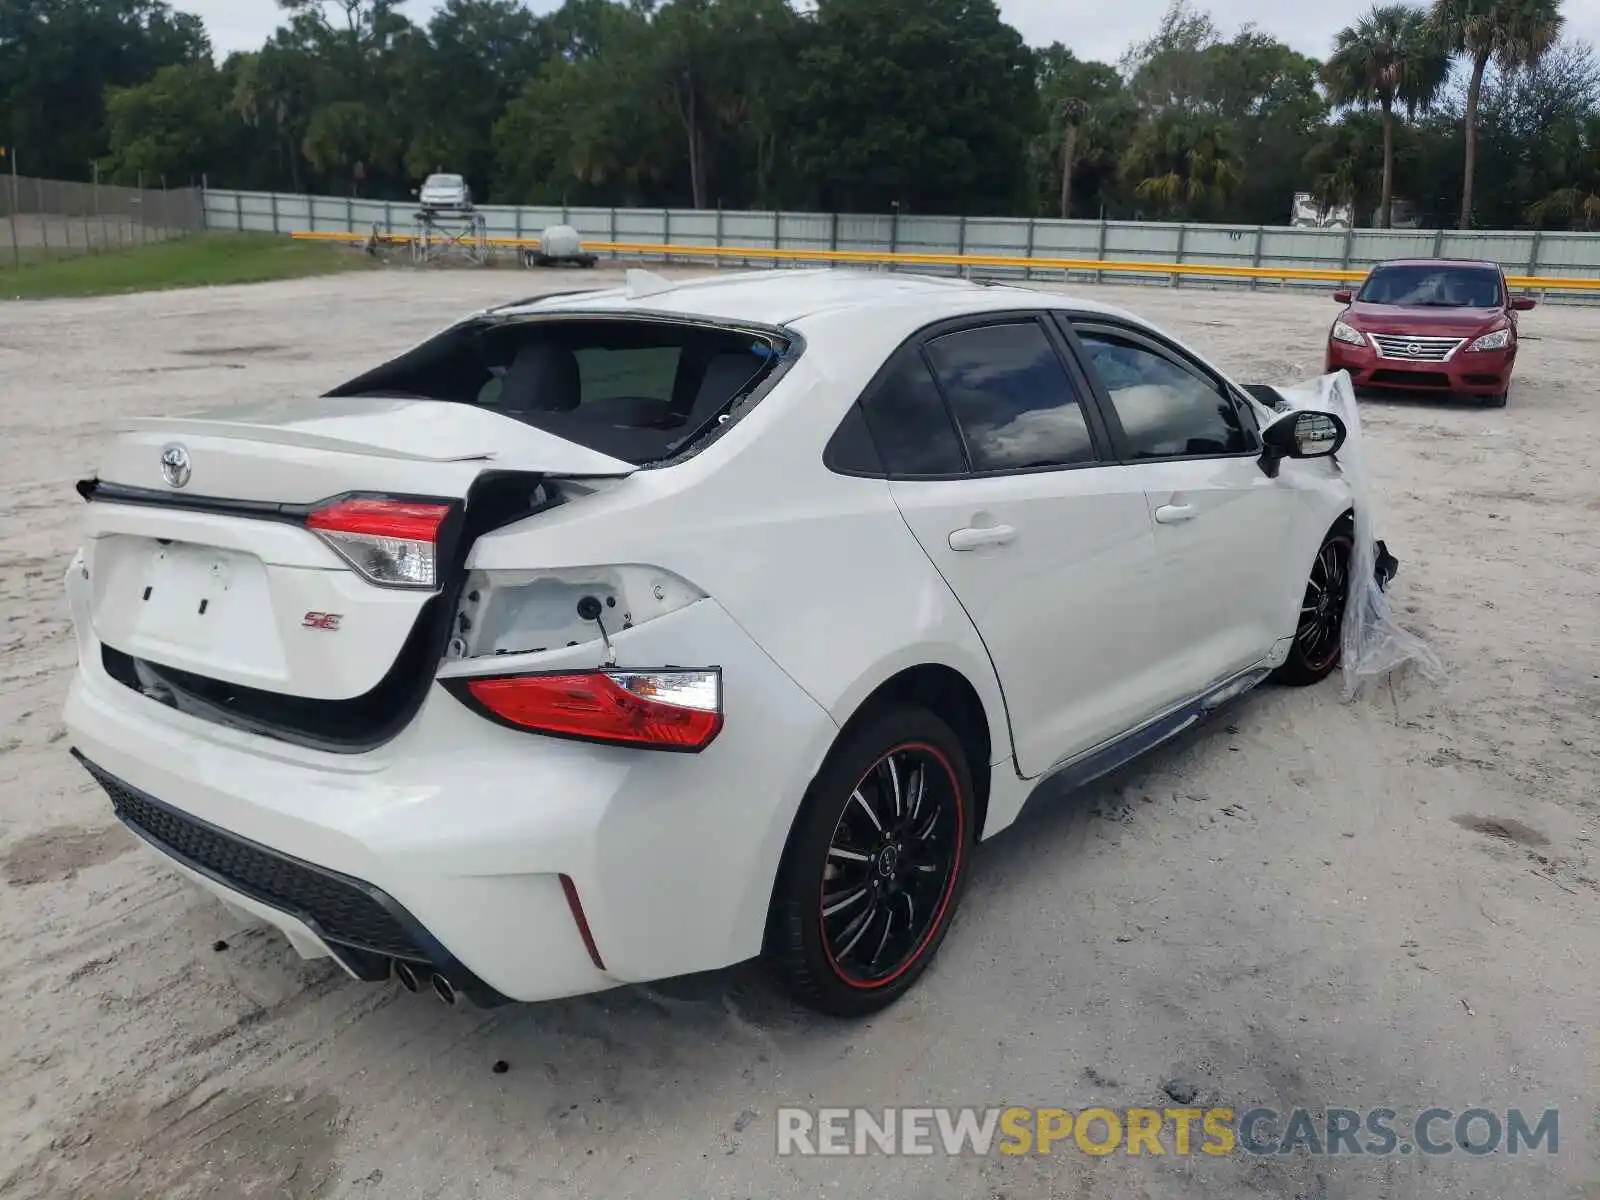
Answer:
766 706 975 1017
1272 519 1355 687
1483 389 1508 408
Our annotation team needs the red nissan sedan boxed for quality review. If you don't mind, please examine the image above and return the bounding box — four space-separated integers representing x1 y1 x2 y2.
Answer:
1324 259 1535 407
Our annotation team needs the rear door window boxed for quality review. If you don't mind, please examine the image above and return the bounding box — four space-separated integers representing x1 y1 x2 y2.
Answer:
923 320 1097 472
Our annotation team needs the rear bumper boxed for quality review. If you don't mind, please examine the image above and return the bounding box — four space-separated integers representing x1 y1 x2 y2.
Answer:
63 562 839 1004
1325 340 1515 395
74 750 512 1004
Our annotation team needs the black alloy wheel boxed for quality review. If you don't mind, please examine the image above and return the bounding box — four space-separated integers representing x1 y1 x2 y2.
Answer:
1273 525 1355 686
767 706 974 1016
819 743 963 988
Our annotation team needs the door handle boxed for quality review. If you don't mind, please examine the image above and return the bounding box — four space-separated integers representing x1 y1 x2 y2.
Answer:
948 524 1016 551
1154 504 1196 524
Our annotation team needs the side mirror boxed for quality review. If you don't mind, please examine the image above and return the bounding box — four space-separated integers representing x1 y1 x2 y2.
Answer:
1332 289 1353 304
1259 410 1346 478
1511 295 1536 311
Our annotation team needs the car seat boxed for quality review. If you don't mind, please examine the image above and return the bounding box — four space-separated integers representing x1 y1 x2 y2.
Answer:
500 342 581 412
679 351 765 429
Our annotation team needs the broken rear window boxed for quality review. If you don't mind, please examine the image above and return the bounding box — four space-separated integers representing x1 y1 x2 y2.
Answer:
326 316 790 466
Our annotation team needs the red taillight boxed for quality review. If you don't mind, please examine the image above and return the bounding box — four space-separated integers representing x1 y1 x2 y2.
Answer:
305 498 451 589
306 498 450 541
458 669 723 752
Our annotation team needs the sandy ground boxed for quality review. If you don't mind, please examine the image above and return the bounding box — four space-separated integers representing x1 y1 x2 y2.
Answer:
1 268 1597 1199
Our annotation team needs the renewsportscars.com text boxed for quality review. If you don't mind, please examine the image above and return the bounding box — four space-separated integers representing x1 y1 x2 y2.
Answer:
776 1106 1559 1157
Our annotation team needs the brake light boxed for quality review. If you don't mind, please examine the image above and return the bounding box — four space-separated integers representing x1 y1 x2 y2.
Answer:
305 498 450 588
455 669 723 751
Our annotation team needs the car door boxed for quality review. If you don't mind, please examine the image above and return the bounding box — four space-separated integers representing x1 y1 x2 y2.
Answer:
861 314 1171 777
1063 317 1297 703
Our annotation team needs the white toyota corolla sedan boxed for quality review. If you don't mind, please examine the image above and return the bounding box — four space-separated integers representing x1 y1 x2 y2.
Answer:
62 269 1386 1016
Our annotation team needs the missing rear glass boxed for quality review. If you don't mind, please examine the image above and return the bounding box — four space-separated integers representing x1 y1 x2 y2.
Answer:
325 315 792 467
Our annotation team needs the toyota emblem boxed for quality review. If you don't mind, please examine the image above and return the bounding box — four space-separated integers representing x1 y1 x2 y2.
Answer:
159 443 191 489
1406 342 1423 357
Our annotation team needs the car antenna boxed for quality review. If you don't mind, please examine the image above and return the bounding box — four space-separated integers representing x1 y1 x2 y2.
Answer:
576 595 617 666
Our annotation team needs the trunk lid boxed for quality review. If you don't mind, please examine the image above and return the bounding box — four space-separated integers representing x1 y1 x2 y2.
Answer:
82 398 633 705
107 396 633 499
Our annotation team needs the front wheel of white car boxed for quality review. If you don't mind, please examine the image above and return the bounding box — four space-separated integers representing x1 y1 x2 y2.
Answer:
767 706 975 1017
1273 520 1355 687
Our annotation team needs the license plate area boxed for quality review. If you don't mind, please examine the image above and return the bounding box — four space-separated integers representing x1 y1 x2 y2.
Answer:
144 541 235 623
92 536 286 681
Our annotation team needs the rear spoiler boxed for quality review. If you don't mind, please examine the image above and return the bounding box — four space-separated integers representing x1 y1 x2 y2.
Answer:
487 288 612 312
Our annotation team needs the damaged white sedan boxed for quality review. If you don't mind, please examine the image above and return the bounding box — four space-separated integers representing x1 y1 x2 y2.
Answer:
62 269 1402 1016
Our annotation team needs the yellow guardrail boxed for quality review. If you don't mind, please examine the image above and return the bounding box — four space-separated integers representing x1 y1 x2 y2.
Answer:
290 229 1600 291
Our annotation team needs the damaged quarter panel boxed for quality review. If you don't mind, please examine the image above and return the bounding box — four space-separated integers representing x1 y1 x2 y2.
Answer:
461 322 1016 837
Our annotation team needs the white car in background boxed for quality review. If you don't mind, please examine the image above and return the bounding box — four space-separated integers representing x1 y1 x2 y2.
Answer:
62 270 1385 1016
417 173 472 213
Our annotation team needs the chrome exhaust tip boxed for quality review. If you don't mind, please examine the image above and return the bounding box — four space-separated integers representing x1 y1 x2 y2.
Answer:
395 961 421 993
431 973 458 1006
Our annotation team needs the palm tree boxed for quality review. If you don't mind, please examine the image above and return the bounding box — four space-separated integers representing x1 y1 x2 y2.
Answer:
1431 0 1565 228
1528 185 1600 228
1036 50 1124 219
1055 96 1089 219
233 47 315 195
1305 112 1387 223
1121 111 1239 218
1526 113 1600 229
1323 6 1450 229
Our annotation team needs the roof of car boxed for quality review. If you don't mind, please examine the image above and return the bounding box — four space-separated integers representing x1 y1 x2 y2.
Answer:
493 268 1143 330
1371 258 1500 270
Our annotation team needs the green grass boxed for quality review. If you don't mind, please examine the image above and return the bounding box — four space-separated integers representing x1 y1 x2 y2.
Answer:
0 232 375 299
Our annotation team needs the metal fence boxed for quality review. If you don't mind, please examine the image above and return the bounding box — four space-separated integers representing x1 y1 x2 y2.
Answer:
194 187 1600 299
2 175 204 265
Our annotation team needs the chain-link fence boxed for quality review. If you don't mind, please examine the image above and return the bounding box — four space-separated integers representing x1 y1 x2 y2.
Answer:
1 175 205 265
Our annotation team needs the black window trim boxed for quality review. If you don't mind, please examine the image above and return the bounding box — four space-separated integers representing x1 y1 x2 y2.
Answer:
823 340 969 481
1054 312 1263 465
914 339 977 475
824 310 1116 482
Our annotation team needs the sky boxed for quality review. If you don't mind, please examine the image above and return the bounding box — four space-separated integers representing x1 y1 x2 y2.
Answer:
186 0 1600 64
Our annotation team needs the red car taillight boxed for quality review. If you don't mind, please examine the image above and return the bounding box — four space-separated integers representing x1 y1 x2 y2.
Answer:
454 669 724 752
305 498 451 589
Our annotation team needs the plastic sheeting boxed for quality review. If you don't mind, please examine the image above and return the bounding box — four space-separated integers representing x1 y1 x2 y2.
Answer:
1269 371 1444 699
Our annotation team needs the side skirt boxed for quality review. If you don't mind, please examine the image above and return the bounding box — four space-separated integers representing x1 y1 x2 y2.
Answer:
1010 663 1275 825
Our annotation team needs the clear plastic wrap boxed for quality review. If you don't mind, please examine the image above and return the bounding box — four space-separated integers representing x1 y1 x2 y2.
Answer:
1269 371 1444 699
